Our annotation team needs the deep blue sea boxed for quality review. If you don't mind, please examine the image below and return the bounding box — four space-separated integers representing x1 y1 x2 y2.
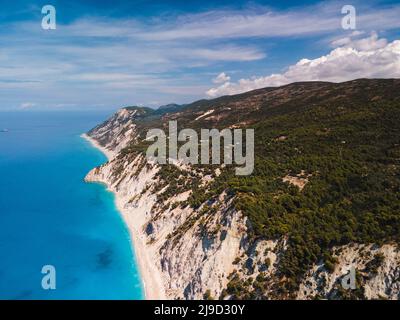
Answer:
0 111 143 299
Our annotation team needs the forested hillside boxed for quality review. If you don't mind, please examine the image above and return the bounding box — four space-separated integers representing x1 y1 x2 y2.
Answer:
88 79 400 299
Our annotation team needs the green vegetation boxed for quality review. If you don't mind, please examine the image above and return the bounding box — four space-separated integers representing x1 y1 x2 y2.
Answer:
225 272 256 299
230 99 398 293
203 290 214 300
365 253 385 275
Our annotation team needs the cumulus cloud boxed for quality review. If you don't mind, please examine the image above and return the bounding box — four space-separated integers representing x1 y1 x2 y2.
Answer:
331 31 387 51
206 34 400 97
213 72 231 84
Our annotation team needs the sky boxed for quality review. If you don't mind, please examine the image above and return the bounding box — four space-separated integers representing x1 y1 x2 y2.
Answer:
0 0 400 111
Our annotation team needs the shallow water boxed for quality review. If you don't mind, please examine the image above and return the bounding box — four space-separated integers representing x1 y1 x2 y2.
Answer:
0 111 143 299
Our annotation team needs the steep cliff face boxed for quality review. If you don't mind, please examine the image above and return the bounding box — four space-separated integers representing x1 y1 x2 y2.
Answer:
85 150 251 299
87 108 141 156
85 80 400 300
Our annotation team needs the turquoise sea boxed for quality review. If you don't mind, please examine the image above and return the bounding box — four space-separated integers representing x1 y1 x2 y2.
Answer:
0 111 143 299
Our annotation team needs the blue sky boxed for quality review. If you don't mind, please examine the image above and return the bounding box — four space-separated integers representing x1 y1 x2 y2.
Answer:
0 0 400 111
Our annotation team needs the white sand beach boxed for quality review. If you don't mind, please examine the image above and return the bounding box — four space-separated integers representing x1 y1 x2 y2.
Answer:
81 133 114 161
114 197 166 300
81 133 166 300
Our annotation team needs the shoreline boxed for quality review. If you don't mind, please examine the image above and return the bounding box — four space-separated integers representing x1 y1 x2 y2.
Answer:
81 133 114 161
81 133 166 300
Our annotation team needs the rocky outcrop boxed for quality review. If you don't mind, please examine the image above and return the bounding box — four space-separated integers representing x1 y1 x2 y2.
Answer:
298 244 400 300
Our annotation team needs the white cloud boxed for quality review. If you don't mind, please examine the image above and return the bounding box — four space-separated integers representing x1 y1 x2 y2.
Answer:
189 47 264 61
213 72 231 84
138 9 337 41
331 31 387 51
20 102 36 109
74 73 141 82
206 34 400 97
139 3 400 41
